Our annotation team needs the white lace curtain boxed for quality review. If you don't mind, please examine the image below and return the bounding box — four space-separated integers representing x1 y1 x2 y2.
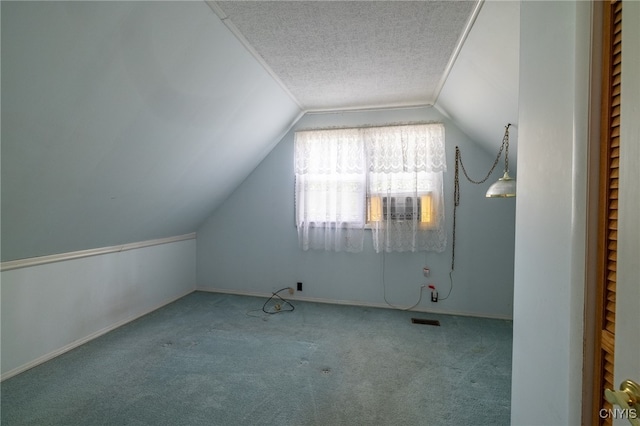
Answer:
294 123 446 253
294 128 366 252
365 124 447 252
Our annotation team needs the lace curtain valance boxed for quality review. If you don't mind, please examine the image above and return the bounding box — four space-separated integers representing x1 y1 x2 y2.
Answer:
364 124 446 174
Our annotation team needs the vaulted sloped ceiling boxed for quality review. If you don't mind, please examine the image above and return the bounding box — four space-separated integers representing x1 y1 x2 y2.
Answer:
436 0 519 164
1 1 301 261
1 0 518 262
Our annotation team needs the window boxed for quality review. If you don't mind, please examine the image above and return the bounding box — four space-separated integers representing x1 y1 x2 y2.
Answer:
295 123 446 253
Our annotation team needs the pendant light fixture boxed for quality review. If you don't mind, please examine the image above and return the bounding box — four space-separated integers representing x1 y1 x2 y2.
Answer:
451 123 516 271
485 124 516 197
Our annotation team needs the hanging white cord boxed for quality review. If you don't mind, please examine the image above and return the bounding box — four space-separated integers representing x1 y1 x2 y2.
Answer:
381 250 426 311
439 270 453 301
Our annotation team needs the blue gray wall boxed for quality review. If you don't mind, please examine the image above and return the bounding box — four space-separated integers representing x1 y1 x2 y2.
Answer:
197 106 516 319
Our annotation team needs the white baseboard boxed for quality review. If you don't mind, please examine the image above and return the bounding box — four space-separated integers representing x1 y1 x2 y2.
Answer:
197 287 513 321
1 289 195 382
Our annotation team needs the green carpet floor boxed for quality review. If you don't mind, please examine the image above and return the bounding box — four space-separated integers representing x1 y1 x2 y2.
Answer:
1 291 512 425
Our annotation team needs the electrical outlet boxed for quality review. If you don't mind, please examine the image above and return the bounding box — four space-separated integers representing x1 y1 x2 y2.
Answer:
431 291 438 302
297 282 303 291
422 267 430 277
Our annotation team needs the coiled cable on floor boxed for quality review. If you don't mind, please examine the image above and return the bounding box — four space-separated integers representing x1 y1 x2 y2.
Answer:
262 287 295 314
246 287 295 318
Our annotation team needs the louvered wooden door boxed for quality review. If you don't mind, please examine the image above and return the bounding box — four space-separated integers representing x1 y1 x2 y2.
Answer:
592 1 622 424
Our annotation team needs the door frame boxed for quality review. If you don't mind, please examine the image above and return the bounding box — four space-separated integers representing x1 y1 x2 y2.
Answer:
583 0 604 424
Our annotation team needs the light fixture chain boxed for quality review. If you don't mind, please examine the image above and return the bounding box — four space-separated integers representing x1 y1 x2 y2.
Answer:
457 125 510 185
451 124 511 272
504 125 510 174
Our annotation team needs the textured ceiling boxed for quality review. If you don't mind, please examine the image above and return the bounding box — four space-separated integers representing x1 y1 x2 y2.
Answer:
212 1 478 111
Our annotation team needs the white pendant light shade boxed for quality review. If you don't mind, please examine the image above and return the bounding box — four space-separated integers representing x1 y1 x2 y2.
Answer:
486 172 516 198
